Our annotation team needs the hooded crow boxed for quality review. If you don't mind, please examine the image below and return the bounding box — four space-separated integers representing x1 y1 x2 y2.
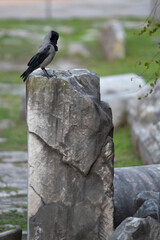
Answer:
20 30 59 82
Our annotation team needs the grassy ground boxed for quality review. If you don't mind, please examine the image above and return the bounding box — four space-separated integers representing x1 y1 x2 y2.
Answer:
114 126 142 168
0 210 27 233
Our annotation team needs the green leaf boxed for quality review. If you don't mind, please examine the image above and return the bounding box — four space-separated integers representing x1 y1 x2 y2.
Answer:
153 28 158 33
154 80 157 85
144 62 149 66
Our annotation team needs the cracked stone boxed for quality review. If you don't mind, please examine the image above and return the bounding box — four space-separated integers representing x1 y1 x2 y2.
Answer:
27 69 114 240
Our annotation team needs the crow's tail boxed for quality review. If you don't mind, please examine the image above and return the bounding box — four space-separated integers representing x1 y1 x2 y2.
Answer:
20 67 34 82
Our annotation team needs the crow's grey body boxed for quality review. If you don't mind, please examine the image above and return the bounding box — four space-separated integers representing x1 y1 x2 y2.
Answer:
21 31 59 81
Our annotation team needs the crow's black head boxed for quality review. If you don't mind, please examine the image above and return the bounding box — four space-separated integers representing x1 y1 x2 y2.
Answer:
50 31 59 44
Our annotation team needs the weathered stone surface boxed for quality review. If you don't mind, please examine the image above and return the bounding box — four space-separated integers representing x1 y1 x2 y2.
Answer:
114 165 160 227
108 216 160 240
68 42 90 57
100 73 145 128
134 199 160 221
100 20 125 61
27 69 114 240
127 80 160 164
134 191 160 221
0 228 22 240
134 191 160 212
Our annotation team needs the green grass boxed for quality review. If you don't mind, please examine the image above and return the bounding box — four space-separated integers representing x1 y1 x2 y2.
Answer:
114 126 142 167
0 123 27 151
0 93 27 150
0 187 18 192
0 95 21 121
0 210 27 233
0 71 23 84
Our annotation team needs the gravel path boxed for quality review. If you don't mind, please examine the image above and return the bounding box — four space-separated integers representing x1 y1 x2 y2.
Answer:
0 151 28 214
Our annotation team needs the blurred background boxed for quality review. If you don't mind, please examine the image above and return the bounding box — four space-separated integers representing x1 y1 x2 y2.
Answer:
0 0 159 239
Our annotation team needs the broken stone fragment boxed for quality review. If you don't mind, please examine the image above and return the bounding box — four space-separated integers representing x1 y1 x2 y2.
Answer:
114 165 160 227
100 20 125 61
0 228 22 240
108 216 160 240
134 191 160 221
27 68 114 240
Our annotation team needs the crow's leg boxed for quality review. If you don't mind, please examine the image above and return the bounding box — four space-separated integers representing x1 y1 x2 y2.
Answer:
52 70 57 78
41 67 50 78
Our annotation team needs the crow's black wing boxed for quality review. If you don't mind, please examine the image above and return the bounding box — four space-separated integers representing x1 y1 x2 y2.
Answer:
27 45 50 68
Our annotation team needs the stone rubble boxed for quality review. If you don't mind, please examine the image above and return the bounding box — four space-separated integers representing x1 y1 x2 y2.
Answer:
100 20 125 61
0 228 22 240
100 73 145 128
108 191 160 240
127 80 160 164
68 42 90 57
109 190 160 240
108 216 160 240
114 165 160 227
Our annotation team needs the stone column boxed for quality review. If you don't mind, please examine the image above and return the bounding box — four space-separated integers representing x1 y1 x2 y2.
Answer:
27 69 114 240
